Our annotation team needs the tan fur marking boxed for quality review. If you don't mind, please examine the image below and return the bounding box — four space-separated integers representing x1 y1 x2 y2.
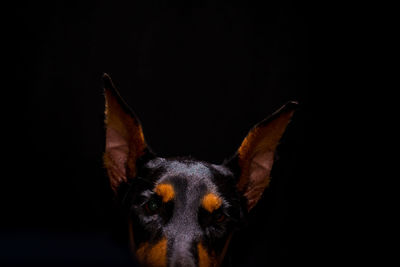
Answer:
136 238 167 267
202 193 222 213
155 184 175 202
198 243 217 267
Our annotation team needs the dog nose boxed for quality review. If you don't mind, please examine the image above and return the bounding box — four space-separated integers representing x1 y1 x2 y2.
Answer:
169 242 197 267
170 256 196 267
168 236 197 267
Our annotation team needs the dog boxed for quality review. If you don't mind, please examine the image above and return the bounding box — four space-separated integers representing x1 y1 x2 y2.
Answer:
102 73 297 267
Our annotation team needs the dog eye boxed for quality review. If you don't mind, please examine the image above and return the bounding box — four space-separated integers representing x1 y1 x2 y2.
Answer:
199 207 227 228
144 198 161 214
213 210 226 223
215 213 226 223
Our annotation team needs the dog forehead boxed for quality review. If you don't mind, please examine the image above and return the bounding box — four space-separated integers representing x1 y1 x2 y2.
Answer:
146 157 231 175
145 158 221 192
164 161 211 178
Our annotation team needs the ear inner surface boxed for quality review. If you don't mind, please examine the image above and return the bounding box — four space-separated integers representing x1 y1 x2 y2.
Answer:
103 74 147 193
236 102 297 210
243 151 275 209
104 128 130 190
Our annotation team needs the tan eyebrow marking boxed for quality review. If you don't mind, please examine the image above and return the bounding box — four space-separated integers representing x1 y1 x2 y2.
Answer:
201 193 222 213
154 183 175 202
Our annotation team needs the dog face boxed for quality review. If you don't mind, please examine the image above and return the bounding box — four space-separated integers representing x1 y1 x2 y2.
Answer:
120 157 241 267
102 74 296 267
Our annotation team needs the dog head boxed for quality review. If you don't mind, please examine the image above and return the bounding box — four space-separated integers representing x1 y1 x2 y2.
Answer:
102 74 297 267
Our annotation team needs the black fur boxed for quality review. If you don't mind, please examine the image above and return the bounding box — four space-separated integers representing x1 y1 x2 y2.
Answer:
117 154 246 266
103 74 296 266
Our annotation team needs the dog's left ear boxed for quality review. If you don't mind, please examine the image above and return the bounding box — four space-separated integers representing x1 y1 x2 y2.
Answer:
103 73 149 193
229 101 298 211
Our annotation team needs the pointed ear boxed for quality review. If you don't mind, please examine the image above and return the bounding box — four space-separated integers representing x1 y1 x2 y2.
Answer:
232 101 298 211
103 73 148 193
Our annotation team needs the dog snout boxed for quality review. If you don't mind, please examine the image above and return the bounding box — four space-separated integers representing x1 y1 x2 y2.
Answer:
168 235 197 267
170 256 196 267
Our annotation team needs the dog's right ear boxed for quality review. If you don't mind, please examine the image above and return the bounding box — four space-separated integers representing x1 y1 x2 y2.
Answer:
103 73 149 193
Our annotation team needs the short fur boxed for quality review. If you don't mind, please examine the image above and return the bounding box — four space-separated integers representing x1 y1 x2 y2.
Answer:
102 73 297 267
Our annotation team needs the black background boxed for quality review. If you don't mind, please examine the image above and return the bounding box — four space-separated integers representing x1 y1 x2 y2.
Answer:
2 0 318 266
